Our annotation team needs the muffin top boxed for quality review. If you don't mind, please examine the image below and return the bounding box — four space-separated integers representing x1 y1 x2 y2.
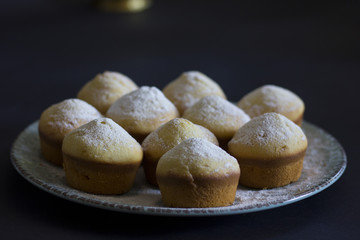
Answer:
194 124 219 145
106 86 179 135
77 71 138 114
228 113 307 161
183 95 250 140
156 138 239 178
163 71 226 115
237 85 304 123
62 118 143 164
142 118 218 161
39 98 102 142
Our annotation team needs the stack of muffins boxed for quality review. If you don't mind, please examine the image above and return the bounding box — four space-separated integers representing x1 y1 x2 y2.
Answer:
39 70 307 208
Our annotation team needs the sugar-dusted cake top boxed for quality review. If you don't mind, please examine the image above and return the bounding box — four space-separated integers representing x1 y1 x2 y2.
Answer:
62 118 142 164
228 112 307 159
39 98 102 141
163 71 226 114
142 118 218 161
156 138 239 178
183 95 250 139
106 86 179 134
77 71 138 114
237 85 304 123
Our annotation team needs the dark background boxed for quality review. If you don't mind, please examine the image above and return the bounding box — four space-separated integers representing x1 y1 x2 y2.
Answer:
1 0 359 239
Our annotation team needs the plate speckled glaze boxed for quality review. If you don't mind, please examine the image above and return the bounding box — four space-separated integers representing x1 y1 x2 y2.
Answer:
11 121 346 216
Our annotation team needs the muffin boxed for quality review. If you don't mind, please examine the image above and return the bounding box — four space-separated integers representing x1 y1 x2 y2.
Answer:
194 124 219 144
38 98 102 165
62 118 143 194
141 118 219 186
77 71 138 114
156 138 240 208
163 71 226 115
228 112 308 189
183 95 250 149
106 86 179 142
237 85 305 125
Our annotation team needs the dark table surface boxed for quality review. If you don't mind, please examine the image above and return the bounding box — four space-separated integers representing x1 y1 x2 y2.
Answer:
1 0 359 239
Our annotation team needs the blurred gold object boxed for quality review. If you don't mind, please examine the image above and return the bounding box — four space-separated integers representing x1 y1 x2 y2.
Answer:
97 0 152 13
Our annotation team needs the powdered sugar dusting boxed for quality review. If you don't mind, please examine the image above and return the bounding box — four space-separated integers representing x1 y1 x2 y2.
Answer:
163 71 226 113
65 118 135 149
62 118 142 163
106 86 178 120
230 113 306 149
100 71 136 88
78 71 138 109
183 95 250 129
142 118 198 153
232 122 345 208
12 121 346 216
177 71 223 108
142 118 218 157
40 99 102 134
238 85 304 117
141 125 167 153
180 138 236 163
158 138 239 176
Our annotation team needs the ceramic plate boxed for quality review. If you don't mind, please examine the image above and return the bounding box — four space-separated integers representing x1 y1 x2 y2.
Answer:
11 121 346 216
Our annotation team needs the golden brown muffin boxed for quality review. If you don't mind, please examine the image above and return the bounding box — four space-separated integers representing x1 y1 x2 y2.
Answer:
38 98 102 165
156 138 240 208
77 71 138 114
141 118 219 186
183 95 250 149
106 86 179 143
237 85 305 126
228 112 308 189
62 118 143 194
163 71 226 115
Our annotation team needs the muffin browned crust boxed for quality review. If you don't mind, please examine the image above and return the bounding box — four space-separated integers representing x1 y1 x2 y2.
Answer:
62 118 143 194
183 95 250 149
62 155 140 194
106 86 179 142
237 85 305 126
157 173 240 208
141 118 218 186
228 112 308 188
38 98 102 165
163 71 226 115
77 71 138 114
156 138 240 208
